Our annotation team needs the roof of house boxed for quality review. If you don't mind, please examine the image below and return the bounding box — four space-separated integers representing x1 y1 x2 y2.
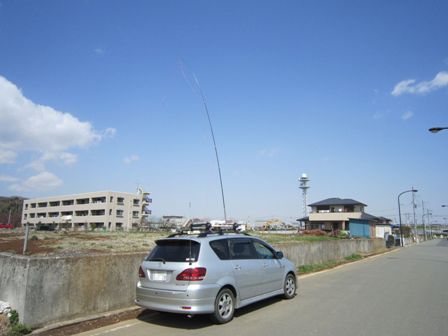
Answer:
308 198 367 207
359 213 379 221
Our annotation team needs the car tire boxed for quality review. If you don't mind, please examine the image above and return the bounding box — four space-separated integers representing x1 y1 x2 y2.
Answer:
211 288 235 324
283 273 296 299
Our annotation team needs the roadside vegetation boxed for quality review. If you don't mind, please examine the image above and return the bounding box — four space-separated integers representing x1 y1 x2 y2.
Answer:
0 309 31 336
299 253 363 274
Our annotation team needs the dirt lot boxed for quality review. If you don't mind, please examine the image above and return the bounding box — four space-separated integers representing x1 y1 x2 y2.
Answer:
0 230 164 256
0 229 344 257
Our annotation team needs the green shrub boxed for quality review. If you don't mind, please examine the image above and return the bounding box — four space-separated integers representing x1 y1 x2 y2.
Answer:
344 253 362 261
8 310 19 326
9 323 32 336
6 310 32 336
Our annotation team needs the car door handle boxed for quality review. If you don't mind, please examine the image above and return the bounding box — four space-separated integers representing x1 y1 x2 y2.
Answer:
234 265 241 270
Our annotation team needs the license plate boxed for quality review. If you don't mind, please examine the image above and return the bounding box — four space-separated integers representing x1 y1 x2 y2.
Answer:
150 271 167 281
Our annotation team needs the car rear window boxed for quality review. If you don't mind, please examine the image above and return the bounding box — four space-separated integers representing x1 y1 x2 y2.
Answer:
146 239 200 262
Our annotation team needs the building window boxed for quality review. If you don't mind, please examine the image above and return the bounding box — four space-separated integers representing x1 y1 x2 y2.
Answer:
62 200 74 206
31 203 36 208
30 213 35 218
344 205 355 212
76 198 89 205
92 197 106 204
49 201 60 207
38 202 48 208
132 211 139 218
75 211 88 216
133 199 140 206
116 210 124 218
317 205 330 213
91 210 105 216
117 197 124 205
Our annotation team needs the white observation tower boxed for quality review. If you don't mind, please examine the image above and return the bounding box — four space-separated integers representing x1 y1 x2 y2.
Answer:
299 173 310 217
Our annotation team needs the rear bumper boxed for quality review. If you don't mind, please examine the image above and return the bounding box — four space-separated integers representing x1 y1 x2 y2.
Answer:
135 282 220 314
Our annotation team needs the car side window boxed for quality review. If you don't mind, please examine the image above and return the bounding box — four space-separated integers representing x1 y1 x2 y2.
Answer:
210 239 230 260
253 241 275 259
229 239 258 260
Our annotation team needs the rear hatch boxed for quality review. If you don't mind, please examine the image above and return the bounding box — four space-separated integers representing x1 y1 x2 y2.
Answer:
139 239 201 291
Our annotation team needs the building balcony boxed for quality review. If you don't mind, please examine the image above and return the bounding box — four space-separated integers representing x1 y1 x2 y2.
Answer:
309 212 363 222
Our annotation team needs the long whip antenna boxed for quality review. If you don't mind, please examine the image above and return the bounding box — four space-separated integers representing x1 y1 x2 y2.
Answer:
180 61 227 222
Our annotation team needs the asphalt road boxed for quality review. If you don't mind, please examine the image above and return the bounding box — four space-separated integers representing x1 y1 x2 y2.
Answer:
75 239 448 336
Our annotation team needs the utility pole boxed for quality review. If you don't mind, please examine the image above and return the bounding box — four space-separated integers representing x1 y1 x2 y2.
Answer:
412 187 418 243
422 201 426 241
427 209 432 239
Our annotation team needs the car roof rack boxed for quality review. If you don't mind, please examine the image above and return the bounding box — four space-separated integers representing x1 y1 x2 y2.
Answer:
167 222 250 238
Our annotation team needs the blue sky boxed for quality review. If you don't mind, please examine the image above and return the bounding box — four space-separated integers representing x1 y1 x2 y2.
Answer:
0 0 447 224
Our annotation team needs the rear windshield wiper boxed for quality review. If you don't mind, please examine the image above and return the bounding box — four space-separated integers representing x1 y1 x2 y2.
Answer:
148 258 166 264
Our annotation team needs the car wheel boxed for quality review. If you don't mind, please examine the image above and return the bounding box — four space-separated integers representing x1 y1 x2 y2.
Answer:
211 288 235 324
283 273 296 299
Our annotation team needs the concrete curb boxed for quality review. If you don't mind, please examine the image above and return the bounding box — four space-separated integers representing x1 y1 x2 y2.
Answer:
30 306 146 336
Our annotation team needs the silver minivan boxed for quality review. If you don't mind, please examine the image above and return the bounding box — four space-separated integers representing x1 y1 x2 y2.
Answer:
135 227 297 323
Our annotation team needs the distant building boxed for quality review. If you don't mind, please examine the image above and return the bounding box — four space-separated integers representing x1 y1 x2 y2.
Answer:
21 190 151 231
298 197 391 238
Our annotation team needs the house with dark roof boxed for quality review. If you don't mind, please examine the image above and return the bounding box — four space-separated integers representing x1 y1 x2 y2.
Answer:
298 198 391 238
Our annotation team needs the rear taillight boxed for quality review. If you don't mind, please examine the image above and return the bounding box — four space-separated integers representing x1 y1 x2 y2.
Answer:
138 266 146 278
176 267 206 281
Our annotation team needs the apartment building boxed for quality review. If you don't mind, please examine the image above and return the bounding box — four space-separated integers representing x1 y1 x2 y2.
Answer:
22 190 152 231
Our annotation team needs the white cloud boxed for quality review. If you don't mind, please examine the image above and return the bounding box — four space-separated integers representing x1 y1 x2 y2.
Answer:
26 152 79 172
124 154 140 164
401 111 414 121
0 74 116 192
0 149 16 164
0 75 116 157
9 171 63 192
94 48 105 55
391 71 448 96
0 175 18 183
59 152 78 165
102 128 116 138
0 75 102 154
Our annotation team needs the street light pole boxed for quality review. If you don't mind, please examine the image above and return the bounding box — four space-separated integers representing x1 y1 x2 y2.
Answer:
398 188 418 247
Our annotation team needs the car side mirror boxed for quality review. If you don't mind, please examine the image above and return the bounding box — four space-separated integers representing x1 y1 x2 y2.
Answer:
275 251 284 259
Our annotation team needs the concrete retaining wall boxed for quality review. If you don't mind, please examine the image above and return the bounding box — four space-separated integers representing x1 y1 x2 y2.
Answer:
0 252 146 327
277 239 376 266
0 239 380 328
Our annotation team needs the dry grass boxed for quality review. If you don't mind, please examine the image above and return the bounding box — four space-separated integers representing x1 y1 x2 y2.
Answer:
1 229 340 257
